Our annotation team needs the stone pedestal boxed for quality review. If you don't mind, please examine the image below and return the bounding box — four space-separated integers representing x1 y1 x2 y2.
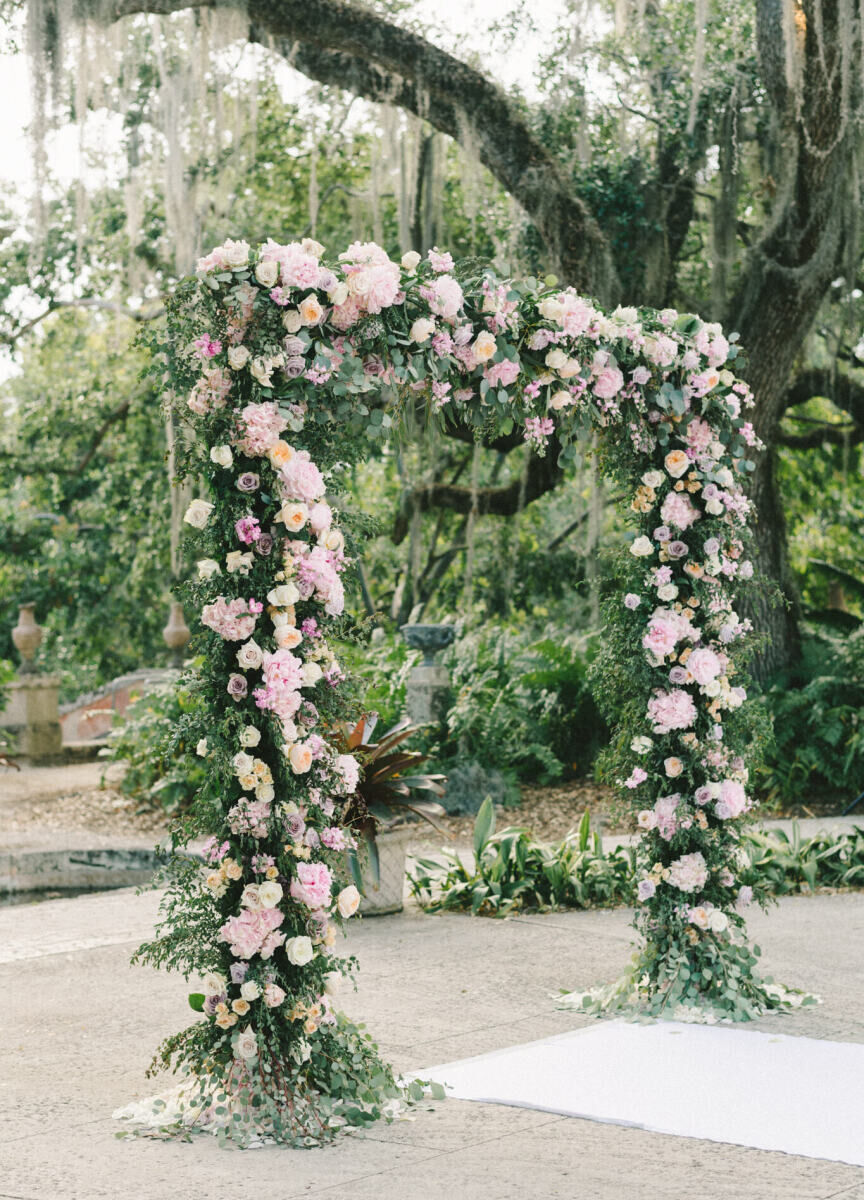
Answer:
405 663 451 727
0 676 63 762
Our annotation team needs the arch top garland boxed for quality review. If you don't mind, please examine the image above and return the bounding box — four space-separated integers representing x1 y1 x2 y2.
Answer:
138 234 806 1147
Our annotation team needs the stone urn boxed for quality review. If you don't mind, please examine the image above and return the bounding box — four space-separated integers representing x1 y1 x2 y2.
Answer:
11 603 42 673
399 623 456 726
162 601 191 667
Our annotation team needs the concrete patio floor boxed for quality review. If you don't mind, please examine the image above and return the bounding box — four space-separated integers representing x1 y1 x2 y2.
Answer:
3 886 864 1199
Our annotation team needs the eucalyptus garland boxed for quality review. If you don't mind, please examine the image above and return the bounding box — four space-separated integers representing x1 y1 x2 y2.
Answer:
135 234 803 1145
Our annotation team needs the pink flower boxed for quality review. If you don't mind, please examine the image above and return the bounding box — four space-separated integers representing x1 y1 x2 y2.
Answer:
716 779 747 820
646 688 697 734
234 402 289 457
429 274 464 318
254 649 304 720
219 906 285 960
188 367 232 416
666 851 708 893
427 247 454 272
624 766 648 789
333 753 360 794
296 544 345 615
593 366 624 399
485 359 521 388
687 646 722 685
235 516 261 545
227 796 272 838
290 861 333 909
308 502 333 535
660 491 701 531
201 597 258 641
643 615 681 659
279 451 326 503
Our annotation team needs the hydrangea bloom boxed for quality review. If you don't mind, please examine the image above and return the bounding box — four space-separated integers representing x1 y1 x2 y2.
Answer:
646 688 698 734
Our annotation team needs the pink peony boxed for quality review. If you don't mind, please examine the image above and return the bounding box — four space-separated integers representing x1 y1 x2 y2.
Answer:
279 451 326 503
716 779 747 820
333 753 361 794
643 615 682 659
296 545 345 615
687 646 722 685
290 861 333 909
485 359 521 388
593 366 624 399
666 851 708 893
660 491 701 531
429 274 464 318
254 649 304 720
219 906 284 960
308 502 333 535
646 688 697 734
654 793 681 841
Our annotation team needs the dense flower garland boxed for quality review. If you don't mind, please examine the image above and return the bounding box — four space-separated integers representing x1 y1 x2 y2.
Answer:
137 234 804 1145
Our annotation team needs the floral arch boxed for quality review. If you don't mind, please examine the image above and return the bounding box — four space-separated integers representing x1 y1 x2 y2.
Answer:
137 235 795 1145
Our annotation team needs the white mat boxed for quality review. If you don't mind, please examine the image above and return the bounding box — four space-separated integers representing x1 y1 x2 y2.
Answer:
422 1021 864 1166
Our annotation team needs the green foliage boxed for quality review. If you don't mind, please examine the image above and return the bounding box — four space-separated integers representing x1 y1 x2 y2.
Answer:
742 823 864 900
106 682 206 815
758 630 864 803
439 759 521 815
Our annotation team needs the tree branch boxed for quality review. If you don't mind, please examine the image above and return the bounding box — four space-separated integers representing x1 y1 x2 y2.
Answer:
782 367 864 425
1 298 163 346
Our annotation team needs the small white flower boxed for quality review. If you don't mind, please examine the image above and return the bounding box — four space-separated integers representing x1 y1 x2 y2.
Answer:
196 738 209 757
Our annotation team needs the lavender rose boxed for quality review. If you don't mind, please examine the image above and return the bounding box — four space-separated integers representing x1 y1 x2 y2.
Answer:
228 673 248 701
236 472 260 493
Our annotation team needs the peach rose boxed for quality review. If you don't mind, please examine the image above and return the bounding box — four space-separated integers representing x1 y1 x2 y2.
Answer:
336 885 361 918
268 440 295 469
279 503 308 532
275 626 303 650
299 295 324 325
472 330 497 362
288 742 314 774
665 450 690 478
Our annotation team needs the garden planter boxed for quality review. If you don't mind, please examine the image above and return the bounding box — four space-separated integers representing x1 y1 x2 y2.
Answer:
355 823 415 916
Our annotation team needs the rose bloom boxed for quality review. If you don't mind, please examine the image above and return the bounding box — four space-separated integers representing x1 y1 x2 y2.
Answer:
666 851 709 893
593 366 624 399
285 935 315 966
275 625 303 650
236 472 260 494
290 861 333 909
239 725 261 748
298 294 324 325
630 535 655 557
279 502 309 532
337 885 362 919
687 646 722 685
288 742 314 774
664 449 690 478
236 640 263 670
472 330 497 362
227 673 248 701
410 317 436 343
183 498 214 529
234 1027 258 1060
664 757 683 778
263 982 286 1008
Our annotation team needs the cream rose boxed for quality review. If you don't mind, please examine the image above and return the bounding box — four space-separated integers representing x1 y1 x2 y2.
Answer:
197 558 220 580
320 529 345 554
240 883 262 910
227 344 250 370
472 330 497 362
328 281 349 306
545 348 568 371
299 295 324 325
558 358 581 379
336 885 361 919
282 309 303 333
268 439 294 469
549 389 572 411
202 972 227 997
301 662 323 687
254 260 279 288
410 317 436 343
226 551 254 575
183 499 214 529
257 880 284 909
240 980 261 1002
234 1027 258 1060
236 640 263 670
664 757 684 778
302 237 325 258
285 936 314 966
665 450 690 478
278 502 308 532
210 444 233 468
630 536 655 557
401 250 421 271
642 470 664 489
268 582 301 607
232 751 255 775
538 297 565 323
239 725 261 748
657 583 679 602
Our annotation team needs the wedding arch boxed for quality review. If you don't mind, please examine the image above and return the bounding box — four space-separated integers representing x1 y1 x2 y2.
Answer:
135 234 798 1145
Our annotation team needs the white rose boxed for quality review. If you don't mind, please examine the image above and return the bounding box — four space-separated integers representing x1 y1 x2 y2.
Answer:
233 751 255 775
227 345 250 370
268 582 301 608
183 499 214 529
708 909 729 933
239 726 261 748
320 529 345 553
236 640 263 670
545 348 568 370
549 390 571 411
285 935 314 966
401 250 421 271
301 662 323 687
558 358 581 379
202 972 226 996
642 470 664 489
328 281 349 306
210 444 233 468
240 884 262 910
703 680 721 698
197 558 220 580
630 536 655 557
715 467 734 488
257 880 283 909
301 237 325 258
254 260 280 288
705 498 724 516
323 972 343 995
657 584 679 602
410 317 436 343
196 738 208 757
240 980 261 1002
255 782 275 802
282 309 302 333
538 297 564 323
234 1027 258 1060
336 885 361 919
219 239 251 268
226 550 254 575
631 736 653 754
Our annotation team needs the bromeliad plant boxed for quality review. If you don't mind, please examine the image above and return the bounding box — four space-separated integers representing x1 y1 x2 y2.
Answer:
335 714 446 886
131 230 797 1146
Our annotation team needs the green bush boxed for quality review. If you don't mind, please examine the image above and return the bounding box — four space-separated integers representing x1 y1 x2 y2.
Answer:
105 682 206 815
439 759 521 815
757 629 864 804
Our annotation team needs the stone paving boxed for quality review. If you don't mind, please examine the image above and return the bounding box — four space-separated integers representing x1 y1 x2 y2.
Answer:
3 884 864 1199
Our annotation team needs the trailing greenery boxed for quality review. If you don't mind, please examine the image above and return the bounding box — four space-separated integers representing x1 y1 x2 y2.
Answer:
409 798 864 916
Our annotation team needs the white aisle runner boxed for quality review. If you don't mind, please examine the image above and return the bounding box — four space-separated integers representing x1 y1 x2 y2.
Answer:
422 1021 864 1166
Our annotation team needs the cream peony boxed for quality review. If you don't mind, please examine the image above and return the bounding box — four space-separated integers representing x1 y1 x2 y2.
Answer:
401 250 421 271
197 558 220 580
472 330 497 362
410 317 436 343
257 880 284 909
